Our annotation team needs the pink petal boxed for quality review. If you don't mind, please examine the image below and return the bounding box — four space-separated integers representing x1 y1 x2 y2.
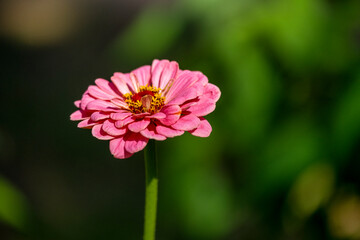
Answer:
203 83 221 102
88 85 114 100
181 83 220 116
86 100 119 112
159 61 179 90
70 110 89 121
110 111 133 120
195 71 209 85
145 112 166 119
132 65 151 86
171 114 200 131
151 59 168 88
115 117 135 128
156 125 184 138
189 117 212 137
180 99 197 110
159 105 181 126
133 112 150 119
111 73 133 95
161 78 175 96
191 81 205 97
77 118 97 129
124 132 149 154
162 105 181 115
151 60 179 89
95 78 121 97
92 124 114 140
128 119 151 133
102 120 127 136
186 100 216 117
110 137 133 159
152 59 160 69
167 87 198 105
80 93 96 110
74 100 81 107
165 71 198 103
111 98 129 109
90 112 110 122
129 73 140 92
140 123 166 141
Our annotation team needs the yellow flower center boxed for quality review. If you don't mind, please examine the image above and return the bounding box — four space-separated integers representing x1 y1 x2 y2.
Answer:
124 86 165 114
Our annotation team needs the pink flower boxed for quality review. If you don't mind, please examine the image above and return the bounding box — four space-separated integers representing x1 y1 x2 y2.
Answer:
70 59 221 159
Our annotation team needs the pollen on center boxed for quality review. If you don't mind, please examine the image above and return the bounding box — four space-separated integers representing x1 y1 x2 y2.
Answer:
124 86 165 114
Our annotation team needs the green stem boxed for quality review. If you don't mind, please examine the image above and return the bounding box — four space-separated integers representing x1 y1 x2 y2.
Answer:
143 140 158 240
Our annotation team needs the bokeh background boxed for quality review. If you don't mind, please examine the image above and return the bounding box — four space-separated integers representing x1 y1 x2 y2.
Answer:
1 0 360 239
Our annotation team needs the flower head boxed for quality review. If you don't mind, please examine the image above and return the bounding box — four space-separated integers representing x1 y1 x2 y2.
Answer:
70 59 221 159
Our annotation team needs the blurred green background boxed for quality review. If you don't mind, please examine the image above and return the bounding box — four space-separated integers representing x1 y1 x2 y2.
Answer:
0 0 360 239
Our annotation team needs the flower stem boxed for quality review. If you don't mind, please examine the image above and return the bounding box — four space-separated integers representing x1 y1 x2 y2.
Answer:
143 140 158 240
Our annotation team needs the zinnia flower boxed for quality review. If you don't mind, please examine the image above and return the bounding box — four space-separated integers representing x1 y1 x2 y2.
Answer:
70 59 221 159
